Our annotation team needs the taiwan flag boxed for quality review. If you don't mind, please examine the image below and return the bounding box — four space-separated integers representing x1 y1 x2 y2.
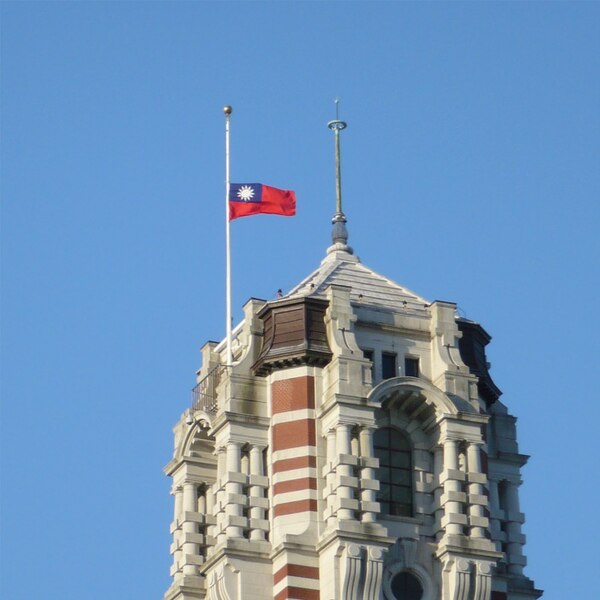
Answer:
228 183 296 221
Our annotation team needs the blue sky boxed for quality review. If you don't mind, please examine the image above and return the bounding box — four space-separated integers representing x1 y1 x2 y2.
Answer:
1 2 598 598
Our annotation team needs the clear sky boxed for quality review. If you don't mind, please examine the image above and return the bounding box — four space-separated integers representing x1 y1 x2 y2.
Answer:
1 2 598 598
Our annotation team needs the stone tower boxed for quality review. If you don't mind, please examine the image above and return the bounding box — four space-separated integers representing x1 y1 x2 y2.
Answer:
164 117 542 600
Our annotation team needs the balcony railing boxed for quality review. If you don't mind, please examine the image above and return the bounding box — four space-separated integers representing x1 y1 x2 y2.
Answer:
191 364 227 415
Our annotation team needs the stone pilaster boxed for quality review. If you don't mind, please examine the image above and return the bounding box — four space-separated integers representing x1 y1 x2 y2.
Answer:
224 442 245 539
433 445 445 541
359 426 379 523
182 482 200 576
441 439 467 537
467 443 488 539
504 481 526 576
170 485 184 581
248 445 269 541
335 423 357 522
324 427 337 529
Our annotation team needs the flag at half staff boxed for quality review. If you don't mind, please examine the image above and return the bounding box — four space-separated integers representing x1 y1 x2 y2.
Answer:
229 183 296 221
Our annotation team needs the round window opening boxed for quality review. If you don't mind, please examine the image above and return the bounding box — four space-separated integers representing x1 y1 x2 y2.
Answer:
390 571 423 600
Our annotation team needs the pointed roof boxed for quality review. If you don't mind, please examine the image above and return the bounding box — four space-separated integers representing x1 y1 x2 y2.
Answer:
285 248 430 316
285 105 430 317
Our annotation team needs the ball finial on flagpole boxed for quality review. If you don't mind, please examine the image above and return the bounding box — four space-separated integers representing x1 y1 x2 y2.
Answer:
223 105 233 115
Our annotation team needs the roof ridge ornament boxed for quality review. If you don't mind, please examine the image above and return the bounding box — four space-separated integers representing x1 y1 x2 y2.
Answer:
327 98 353 256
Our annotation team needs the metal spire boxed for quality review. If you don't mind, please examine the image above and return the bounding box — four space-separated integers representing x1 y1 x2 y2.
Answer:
327 98 352 254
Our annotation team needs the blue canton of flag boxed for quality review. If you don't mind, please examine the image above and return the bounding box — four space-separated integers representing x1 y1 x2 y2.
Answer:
229 183 262 204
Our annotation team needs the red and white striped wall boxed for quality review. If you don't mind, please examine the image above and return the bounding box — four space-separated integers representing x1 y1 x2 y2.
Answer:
269 369 321 599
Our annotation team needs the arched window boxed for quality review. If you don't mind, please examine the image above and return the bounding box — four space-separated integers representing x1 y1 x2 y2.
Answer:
374 427 413 517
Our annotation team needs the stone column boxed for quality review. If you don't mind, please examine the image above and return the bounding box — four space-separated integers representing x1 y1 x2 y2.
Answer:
197 489 206 514
467 443 487 539
249 445 266 541
336 424 355 521
182 482 198 576
215 446 227 545
205 485 215 556
225 442 244 538
174 484 183 519
326 428 337 528
443 439 464 535
359 427 377 523
433 446 444 541
505 481 525 575
172 485 183 580
196 488 207 560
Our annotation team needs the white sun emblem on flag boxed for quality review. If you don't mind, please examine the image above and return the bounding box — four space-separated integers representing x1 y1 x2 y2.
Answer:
237 185 255 202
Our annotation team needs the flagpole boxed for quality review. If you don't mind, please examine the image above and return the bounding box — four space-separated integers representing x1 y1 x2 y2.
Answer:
224 105 233 366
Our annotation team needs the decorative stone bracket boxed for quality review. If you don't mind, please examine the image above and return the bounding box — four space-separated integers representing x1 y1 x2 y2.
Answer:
340 543 385 600
207 561 240 600
442 557 493 600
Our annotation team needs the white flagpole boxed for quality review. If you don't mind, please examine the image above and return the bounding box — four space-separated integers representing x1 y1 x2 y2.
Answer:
224 105 233 366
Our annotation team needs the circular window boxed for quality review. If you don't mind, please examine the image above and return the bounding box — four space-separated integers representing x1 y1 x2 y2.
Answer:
390 571 423 600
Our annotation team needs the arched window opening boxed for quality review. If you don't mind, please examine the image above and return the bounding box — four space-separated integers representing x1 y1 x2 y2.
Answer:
374 427 413 517
390 571 423 600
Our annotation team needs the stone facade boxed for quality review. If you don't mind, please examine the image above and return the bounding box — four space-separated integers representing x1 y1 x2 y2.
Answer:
164 245 542 600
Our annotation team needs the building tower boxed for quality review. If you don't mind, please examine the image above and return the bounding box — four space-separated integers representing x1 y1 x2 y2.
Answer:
164 114 542 600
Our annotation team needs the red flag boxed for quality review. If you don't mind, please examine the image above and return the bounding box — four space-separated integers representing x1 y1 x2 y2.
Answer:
228 183 296 221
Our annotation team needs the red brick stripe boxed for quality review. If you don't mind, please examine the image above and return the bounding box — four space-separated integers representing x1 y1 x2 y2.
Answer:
273 564 320 585
272 377 315 414
273 478 317 496
274 587 319 600
273 499 317 517
272 456 316 473
272 420 316 451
